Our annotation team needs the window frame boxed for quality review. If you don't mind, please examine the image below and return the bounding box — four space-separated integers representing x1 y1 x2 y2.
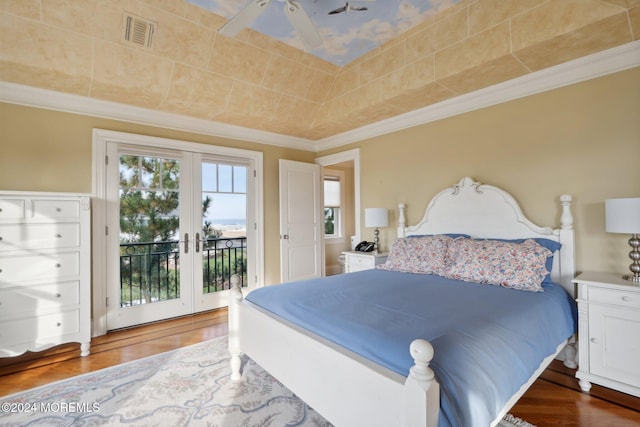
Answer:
323 170 345 242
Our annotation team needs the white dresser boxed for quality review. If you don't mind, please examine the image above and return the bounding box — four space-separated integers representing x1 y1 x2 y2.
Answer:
0 192 91 357
343 251 388 273
574 271 640 397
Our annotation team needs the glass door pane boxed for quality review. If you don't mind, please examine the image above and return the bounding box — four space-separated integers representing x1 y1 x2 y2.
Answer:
118 154 181 306
195 160 248 312
107 146 193 330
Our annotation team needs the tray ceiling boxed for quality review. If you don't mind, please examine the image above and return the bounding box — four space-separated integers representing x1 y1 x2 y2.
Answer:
1 0 638 146
187 0 461 66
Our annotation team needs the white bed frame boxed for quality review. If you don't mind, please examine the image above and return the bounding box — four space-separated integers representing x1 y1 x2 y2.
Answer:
229 177 577 427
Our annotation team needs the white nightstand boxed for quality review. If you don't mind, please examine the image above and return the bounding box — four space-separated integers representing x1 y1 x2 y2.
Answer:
342 251 388 273
574 271 640 397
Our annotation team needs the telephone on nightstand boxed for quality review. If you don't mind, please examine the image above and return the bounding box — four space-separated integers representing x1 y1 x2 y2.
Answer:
355 241 375 252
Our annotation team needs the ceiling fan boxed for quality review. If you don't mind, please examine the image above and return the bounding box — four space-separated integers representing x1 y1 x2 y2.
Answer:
328 2 370 15
219 0 322 51
218 0 375 52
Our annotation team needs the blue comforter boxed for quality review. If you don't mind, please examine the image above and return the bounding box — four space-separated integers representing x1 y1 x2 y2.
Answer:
246 269 577 427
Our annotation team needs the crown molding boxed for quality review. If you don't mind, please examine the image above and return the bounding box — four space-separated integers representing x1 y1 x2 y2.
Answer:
314 40 640 152
0 82 311 151
1 41 638 153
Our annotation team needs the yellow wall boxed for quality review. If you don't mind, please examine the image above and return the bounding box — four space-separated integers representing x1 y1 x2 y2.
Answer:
321 67 640 276
0 104 315 285
1 67 639 282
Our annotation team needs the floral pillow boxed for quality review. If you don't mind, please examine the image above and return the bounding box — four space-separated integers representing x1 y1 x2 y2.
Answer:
444 238 552 292
378 235 451 275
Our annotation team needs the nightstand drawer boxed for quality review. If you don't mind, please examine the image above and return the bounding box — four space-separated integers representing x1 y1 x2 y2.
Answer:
589 287 639 309
349 255 370 266
343 251 387 273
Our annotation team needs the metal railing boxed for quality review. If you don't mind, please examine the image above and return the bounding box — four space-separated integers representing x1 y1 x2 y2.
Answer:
119 237 247 308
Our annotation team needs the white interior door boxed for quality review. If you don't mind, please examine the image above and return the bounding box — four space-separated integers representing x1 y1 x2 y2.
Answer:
279 160 324 282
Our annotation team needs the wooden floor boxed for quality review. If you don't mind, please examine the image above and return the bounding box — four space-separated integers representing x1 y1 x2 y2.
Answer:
1 309 639 426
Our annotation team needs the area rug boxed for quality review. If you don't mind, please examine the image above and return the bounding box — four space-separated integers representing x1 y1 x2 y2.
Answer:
0 336 534 426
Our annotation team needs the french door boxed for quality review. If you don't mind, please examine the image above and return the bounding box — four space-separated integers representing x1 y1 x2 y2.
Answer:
104 143 252 330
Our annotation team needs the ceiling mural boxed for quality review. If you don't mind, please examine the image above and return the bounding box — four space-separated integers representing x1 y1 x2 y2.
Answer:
187 0 461 66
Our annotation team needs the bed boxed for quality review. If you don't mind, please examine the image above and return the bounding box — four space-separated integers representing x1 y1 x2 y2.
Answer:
228 177 578 427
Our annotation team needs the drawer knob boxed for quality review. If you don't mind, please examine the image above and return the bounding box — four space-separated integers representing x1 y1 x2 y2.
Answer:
55 234 62 238
0 236 3 241
590 338 599 344
622 296 632 302
55 263 61 268
56 208 62 212
56 322 62 327
55 293 62 298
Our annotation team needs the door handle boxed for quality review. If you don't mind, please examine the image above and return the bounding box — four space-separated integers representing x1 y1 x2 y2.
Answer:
282 234 289 239
184 233 189 253
195 233 200 253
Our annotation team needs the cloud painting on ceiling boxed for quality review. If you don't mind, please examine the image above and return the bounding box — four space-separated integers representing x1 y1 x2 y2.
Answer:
187 0 461 66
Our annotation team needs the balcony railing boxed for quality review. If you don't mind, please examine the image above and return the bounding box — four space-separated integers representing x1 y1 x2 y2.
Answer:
119 237 247 308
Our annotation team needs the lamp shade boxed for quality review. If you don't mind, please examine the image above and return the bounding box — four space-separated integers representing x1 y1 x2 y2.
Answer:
605 198 640 233
365 208 388 228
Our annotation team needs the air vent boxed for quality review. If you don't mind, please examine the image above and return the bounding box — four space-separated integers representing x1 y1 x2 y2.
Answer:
124 14 156 49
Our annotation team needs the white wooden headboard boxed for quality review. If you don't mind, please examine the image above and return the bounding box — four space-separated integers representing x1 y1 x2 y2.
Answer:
397 177 576 296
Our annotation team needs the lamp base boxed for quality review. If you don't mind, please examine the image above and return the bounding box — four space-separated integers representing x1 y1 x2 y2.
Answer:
373 227 380 254
623 233 640 283
622 274 640 283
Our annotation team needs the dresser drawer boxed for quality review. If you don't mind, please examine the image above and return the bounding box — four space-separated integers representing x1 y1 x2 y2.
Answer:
31 200 80 220
0 252 80 283
0 309 81 347
0 223 80 252
0 281 80 316
588 286 640 309
0 199 25 220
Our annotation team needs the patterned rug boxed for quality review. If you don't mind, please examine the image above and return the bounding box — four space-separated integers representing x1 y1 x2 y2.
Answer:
0 336 534 426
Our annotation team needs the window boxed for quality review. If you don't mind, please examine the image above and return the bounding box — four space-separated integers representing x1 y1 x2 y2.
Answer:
201 162 248 241
324 175 342 238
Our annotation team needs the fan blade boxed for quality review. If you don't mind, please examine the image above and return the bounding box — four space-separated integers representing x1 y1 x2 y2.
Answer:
284 1 321 50
219 0 272 38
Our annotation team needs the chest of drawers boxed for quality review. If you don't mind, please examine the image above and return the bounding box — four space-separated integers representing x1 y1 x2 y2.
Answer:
0 192 91 357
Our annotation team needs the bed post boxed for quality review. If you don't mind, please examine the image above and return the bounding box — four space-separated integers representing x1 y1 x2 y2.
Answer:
559 194 575 292
403 339 440 427
398 203 406 238
229 274 244 381
559 195 578 369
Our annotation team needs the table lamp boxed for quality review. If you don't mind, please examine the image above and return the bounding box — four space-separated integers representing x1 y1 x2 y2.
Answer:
605 198 640 282
365 208 388 254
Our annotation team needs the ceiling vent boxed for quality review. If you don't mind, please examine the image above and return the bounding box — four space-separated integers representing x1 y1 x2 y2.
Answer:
124 14 156 49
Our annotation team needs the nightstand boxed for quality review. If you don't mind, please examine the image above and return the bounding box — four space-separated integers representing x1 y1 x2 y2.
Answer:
342 251 388 273
574 271 640 397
